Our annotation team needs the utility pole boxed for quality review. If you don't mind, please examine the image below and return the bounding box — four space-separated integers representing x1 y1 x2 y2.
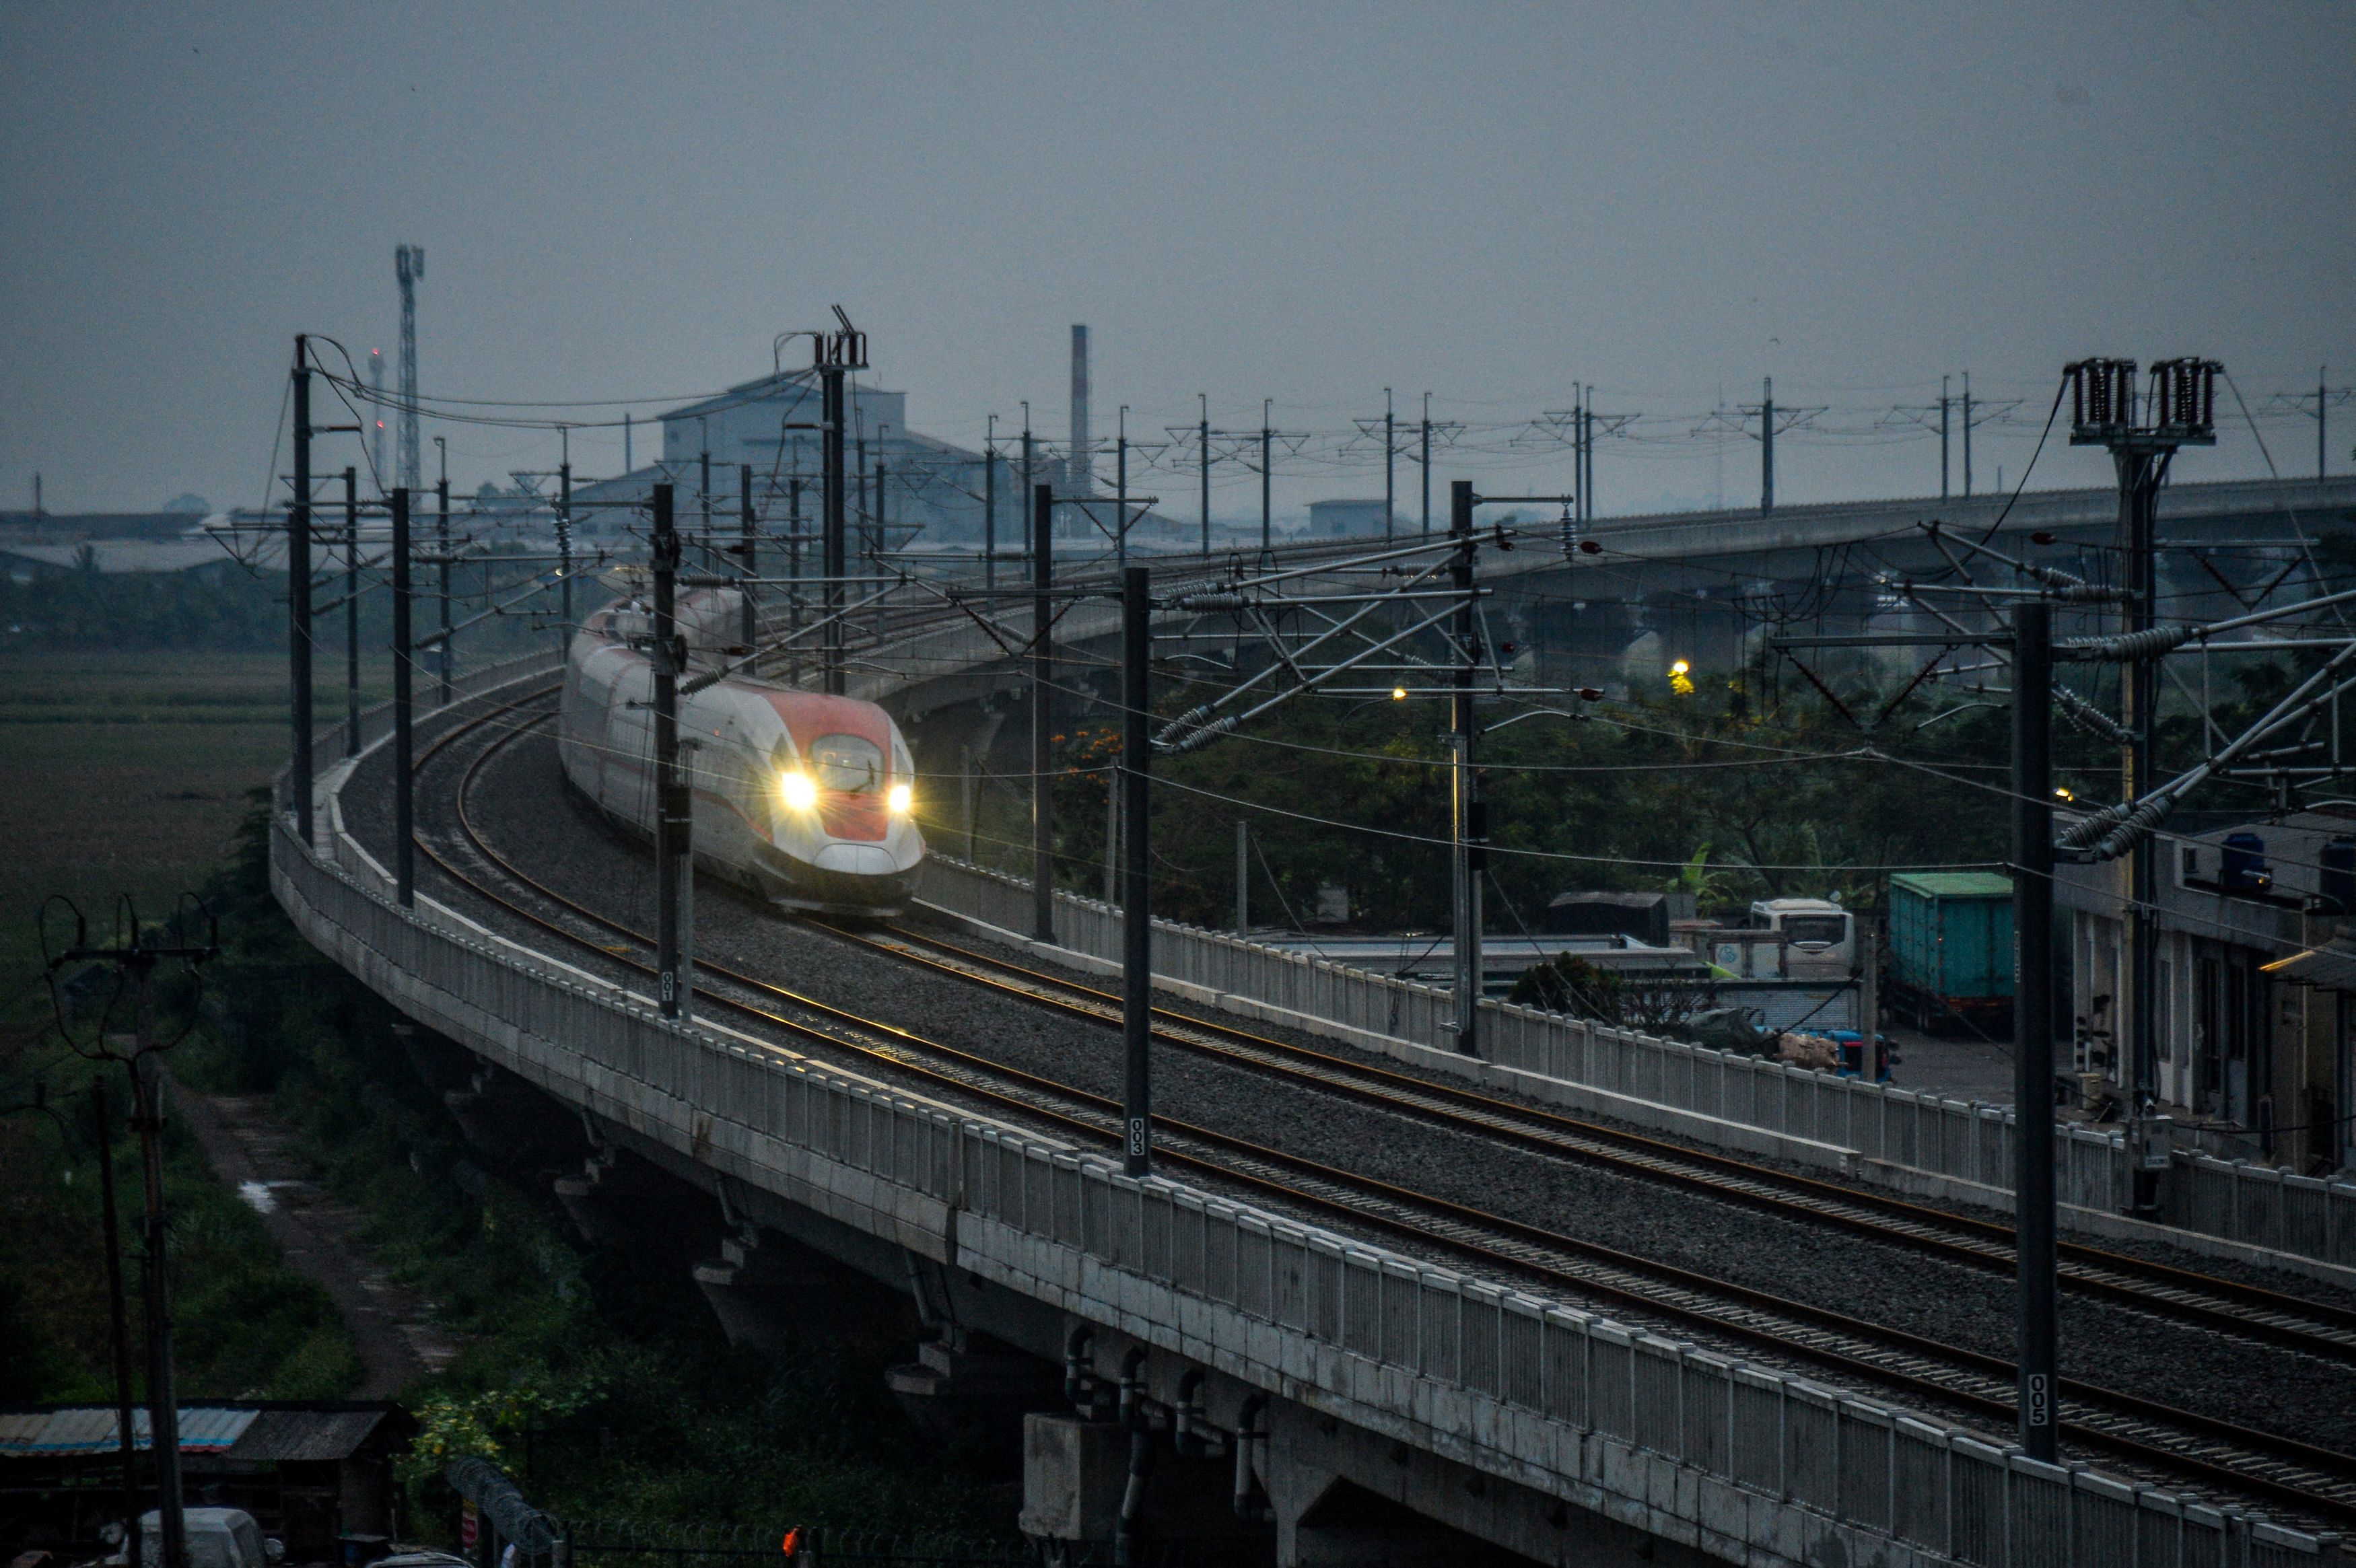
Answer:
1235 820 1248 936
1710 382 1822 520
1020 407 1036 573
1259 400 1274 560
739 464 757 650
289 339 314 846
394 244 425 493
1421 394 1434 538
434 439 452 707
650 485 691 1022
51 909 219 1568
343 468 360 756
1940 376 1952 501
817 315 863 696
1031 484 1057 942
984 413 998 591
1121 565 1152 1178
1198 394 1211 555
1115 405 1130 569
392 488 415 908
558 435 574 639
2067 358 2217 1112
788 473 804 686
1383 388 1395 544
1962 371 1974 499
1582 392 1597 524
1450 480 1482 1057
133 1016 184 1568
1570 386 1587 524
874 451 889 579
854 437 868 571
2271 367 2350 483
369 349 386 483
2011 598 2056 1463
91 1083 141 1566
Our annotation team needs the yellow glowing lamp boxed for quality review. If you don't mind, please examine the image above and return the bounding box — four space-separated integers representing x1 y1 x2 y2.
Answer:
2054 785 2075 801
779 771 818 811
888 781 913 815
1391 686 1408 701
1669 660 1691 676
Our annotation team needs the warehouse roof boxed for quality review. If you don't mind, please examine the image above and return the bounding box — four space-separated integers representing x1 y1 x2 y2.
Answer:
0 1404 406 1462
1890 871 2013 899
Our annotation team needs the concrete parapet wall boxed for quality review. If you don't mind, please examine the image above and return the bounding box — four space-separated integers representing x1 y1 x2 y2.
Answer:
916 855 2356 1287
276 680 2337 1567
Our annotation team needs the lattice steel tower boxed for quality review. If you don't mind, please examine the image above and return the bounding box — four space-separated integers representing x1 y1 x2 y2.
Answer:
395 244 425 492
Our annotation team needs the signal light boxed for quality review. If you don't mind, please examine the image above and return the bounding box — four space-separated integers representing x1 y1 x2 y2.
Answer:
1390 686 1408 701
2031 530 2056 545
1575 687 1603 701
1579 538 1602 555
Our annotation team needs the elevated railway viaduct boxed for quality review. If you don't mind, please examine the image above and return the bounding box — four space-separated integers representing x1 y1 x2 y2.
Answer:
273 478 2356 1567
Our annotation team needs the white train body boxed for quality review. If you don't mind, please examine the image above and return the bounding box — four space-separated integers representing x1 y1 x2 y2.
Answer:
558 589 925 915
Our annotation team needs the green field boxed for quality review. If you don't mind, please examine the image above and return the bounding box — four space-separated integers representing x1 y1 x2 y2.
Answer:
0 652 391 987
0 652 374 1404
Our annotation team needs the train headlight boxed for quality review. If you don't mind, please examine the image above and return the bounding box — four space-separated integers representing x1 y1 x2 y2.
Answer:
779 771 818 811
887 782 913 815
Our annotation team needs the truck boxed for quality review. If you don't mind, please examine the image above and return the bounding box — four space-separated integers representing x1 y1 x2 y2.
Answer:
1885 871 2014 1034
137 1509 283 1568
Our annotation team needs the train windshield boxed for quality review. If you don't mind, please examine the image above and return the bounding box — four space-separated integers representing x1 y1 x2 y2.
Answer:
1781 915 1847 948
810 733 886 793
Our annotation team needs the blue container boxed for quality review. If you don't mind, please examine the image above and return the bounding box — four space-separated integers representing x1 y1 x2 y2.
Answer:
2221 832 2271 893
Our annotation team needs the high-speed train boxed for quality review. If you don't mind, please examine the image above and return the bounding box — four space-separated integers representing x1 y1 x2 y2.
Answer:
558 586 926 914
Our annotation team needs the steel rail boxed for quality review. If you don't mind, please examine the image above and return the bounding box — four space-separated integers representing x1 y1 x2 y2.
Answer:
822 920 2356 1367
400 686 2356 1528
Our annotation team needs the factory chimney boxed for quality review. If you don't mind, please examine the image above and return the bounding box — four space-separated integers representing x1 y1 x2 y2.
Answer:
1068 325 1092 515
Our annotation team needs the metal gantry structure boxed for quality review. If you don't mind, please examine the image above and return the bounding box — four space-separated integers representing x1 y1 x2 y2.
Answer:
250 319 2356 1490
1770 353 2356 1463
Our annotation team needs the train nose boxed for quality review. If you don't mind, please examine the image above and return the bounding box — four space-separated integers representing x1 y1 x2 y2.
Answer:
812 842 897 876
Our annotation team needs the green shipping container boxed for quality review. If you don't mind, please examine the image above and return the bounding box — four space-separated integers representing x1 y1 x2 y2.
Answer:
1887 871 2015 1007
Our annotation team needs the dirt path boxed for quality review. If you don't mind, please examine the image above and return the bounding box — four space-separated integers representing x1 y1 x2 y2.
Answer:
171 1079 462 1398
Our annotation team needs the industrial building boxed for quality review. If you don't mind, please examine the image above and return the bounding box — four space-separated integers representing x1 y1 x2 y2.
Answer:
1304 498 1393 538
567 370 1013 553
2058 806 2356 1172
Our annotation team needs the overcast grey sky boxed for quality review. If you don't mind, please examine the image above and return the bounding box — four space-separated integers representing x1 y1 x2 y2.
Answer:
3 2 2351 518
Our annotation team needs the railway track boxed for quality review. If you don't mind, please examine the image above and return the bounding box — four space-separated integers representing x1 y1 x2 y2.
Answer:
827 919 2356 1367
400 683 2356 1529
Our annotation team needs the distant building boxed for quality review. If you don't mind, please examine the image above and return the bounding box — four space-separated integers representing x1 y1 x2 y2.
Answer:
1305 498 1393 538
2057 806 2356 1170
0 510 242 582
569 371 1006 548
0 1402 415 1560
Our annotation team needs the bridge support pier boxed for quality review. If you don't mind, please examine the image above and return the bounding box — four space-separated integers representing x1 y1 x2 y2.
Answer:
1033 1327 1709 1568
691 1229 793 1355
1261 1399 1706 1568
551 1144 655 1249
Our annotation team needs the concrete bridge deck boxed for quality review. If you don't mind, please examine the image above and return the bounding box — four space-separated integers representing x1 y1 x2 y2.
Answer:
271 645 2345 1566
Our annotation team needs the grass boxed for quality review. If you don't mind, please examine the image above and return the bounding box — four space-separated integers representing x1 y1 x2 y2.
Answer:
0 652 390 991
0 651 1011 1539
0 653 375 1406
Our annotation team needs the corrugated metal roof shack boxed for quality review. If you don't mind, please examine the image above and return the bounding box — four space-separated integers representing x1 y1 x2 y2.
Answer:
0 1403 414 1565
